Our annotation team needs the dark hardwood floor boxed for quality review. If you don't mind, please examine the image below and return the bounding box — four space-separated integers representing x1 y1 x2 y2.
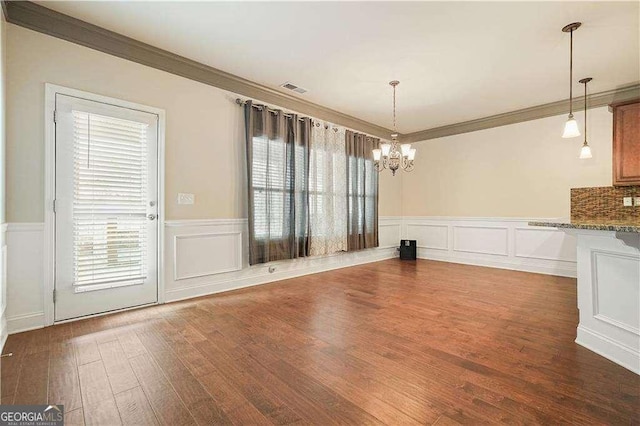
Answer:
1 259 639 425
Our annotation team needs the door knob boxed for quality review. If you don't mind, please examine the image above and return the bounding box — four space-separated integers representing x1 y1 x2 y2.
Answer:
147 214 157 221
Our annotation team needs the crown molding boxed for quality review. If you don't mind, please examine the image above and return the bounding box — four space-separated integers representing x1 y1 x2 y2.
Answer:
4 1 639 144
3 1 393 139
402 83 640 143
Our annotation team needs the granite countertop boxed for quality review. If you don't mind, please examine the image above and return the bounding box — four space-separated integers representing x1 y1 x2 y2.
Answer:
528 220 640 233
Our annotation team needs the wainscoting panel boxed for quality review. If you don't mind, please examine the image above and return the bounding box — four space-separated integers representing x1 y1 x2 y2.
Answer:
174 231 243 280
6 223 45 334
406 224 448 250
453 226 509 256
378 218 403 248
0 224 7 351
515 227 576 262
591 250 639 335
403 217 577 278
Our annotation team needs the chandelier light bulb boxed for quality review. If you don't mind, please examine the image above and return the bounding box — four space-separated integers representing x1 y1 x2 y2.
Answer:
401 144 412 157
380 143 391 157
408 148 416 161
372 149 382 161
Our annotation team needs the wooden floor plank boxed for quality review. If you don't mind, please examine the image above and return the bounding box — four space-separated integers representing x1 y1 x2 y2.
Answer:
65 408 86 426
48 341 82 412
98 340 139 395
13 350 49 405
83 397 122 426
114 386 159 426
128 353 196 426
1 259 638 425
74 340 101 366
78 361 113 408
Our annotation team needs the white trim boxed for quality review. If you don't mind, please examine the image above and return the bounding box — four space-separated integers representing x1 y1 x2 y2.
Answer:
6 223 44 232
164 218 247 227
417 249 577 277
402 216 566 223
576 325 640 375
43 83 166 324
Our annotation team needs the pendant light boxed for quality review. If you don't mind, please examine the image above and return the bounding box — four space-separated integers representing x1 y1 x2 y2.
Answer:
578 77 593 159
561 22 582 138
373 81 415 175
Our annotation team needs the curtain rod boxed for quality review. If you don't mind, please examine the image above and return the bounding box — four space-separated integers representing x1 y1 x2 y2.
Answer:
235 98 380 137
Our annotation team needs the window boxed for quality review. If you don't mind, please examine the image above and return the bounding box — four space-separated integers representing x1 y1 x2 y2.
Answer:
72 111 150 291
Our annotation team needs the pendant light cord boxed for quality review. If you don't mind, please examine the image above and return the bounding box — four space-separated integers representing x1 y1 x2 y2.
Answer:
584 80 587 143
569 29 574 116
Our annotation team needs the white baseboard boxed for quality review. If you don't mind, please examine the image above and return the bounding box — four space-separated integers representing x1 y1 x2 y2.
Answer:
166 247 396 302
7 311 45 334
0 313 7 352
576 325 640 375
417 250 577 277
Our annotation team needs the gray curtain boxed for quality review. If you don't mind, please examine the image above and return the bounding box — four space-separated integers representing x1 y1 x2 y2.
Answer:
345 130 379 251
245 101 311 265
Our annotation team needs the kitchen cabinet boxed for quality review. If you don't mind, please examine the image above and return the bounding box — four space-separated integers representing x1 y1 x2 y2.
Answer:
613 100 640 186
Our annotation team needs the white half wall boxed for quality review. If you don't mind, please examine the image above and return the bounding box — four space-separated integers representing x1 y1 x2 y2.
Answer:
5 216 578 334
573 230 640 374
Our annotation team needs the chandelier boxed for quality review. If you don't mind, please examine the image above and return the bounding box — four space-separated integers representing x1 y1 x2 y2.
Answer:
373 81 415 175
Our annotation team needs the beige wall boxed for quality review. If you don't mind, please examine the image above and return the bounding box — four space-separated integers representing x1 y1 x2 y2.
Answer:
6 25 402 222
402 107 613 218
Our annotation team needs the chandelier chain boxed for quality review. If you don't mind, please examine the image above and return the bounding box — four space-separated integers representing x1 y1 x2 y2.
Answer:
393 83 396 132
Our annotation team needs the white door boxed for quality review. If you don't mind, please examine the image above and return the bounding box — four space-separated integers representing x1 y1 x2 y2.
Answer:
54 94 159 321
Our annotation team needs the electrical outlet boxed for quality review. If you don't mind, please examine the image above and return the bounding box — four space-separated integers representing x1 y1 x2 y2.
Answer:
177 193 195 205
623 197 633 207
634 197 640 207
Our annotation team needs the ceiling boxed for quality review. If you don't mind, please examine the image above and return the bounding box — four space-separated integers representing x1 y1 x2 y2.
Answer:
35 1 639 134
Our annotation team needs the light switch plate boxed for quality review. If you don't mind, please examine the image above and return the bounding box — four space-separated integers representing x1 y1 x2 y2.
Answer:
177 193 195 205
623 197 633 207
634 197 640 207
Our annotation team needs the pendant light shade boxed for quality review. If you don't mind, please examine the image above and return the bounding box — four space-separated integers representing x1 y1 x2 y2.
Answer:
562 116 581 138
579 144 592 159
561 22 582 138
579 77 593 159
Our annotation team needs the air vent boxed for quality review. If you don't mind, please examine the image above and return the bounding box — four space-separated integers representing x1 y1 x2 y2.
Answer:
280 82 307 94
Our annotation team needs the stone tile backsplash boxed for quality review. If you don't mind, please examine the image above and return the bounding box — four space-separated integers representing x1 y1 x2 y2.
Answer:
571 186 640 223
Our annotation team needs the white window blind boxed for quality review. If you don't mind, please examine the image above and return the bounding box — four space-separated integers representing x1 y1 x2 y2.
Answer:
72 111 149 292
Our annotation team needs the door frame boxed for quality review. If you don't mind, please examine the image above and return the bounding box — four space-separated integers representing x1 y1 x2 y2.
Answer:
43 83 166 326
